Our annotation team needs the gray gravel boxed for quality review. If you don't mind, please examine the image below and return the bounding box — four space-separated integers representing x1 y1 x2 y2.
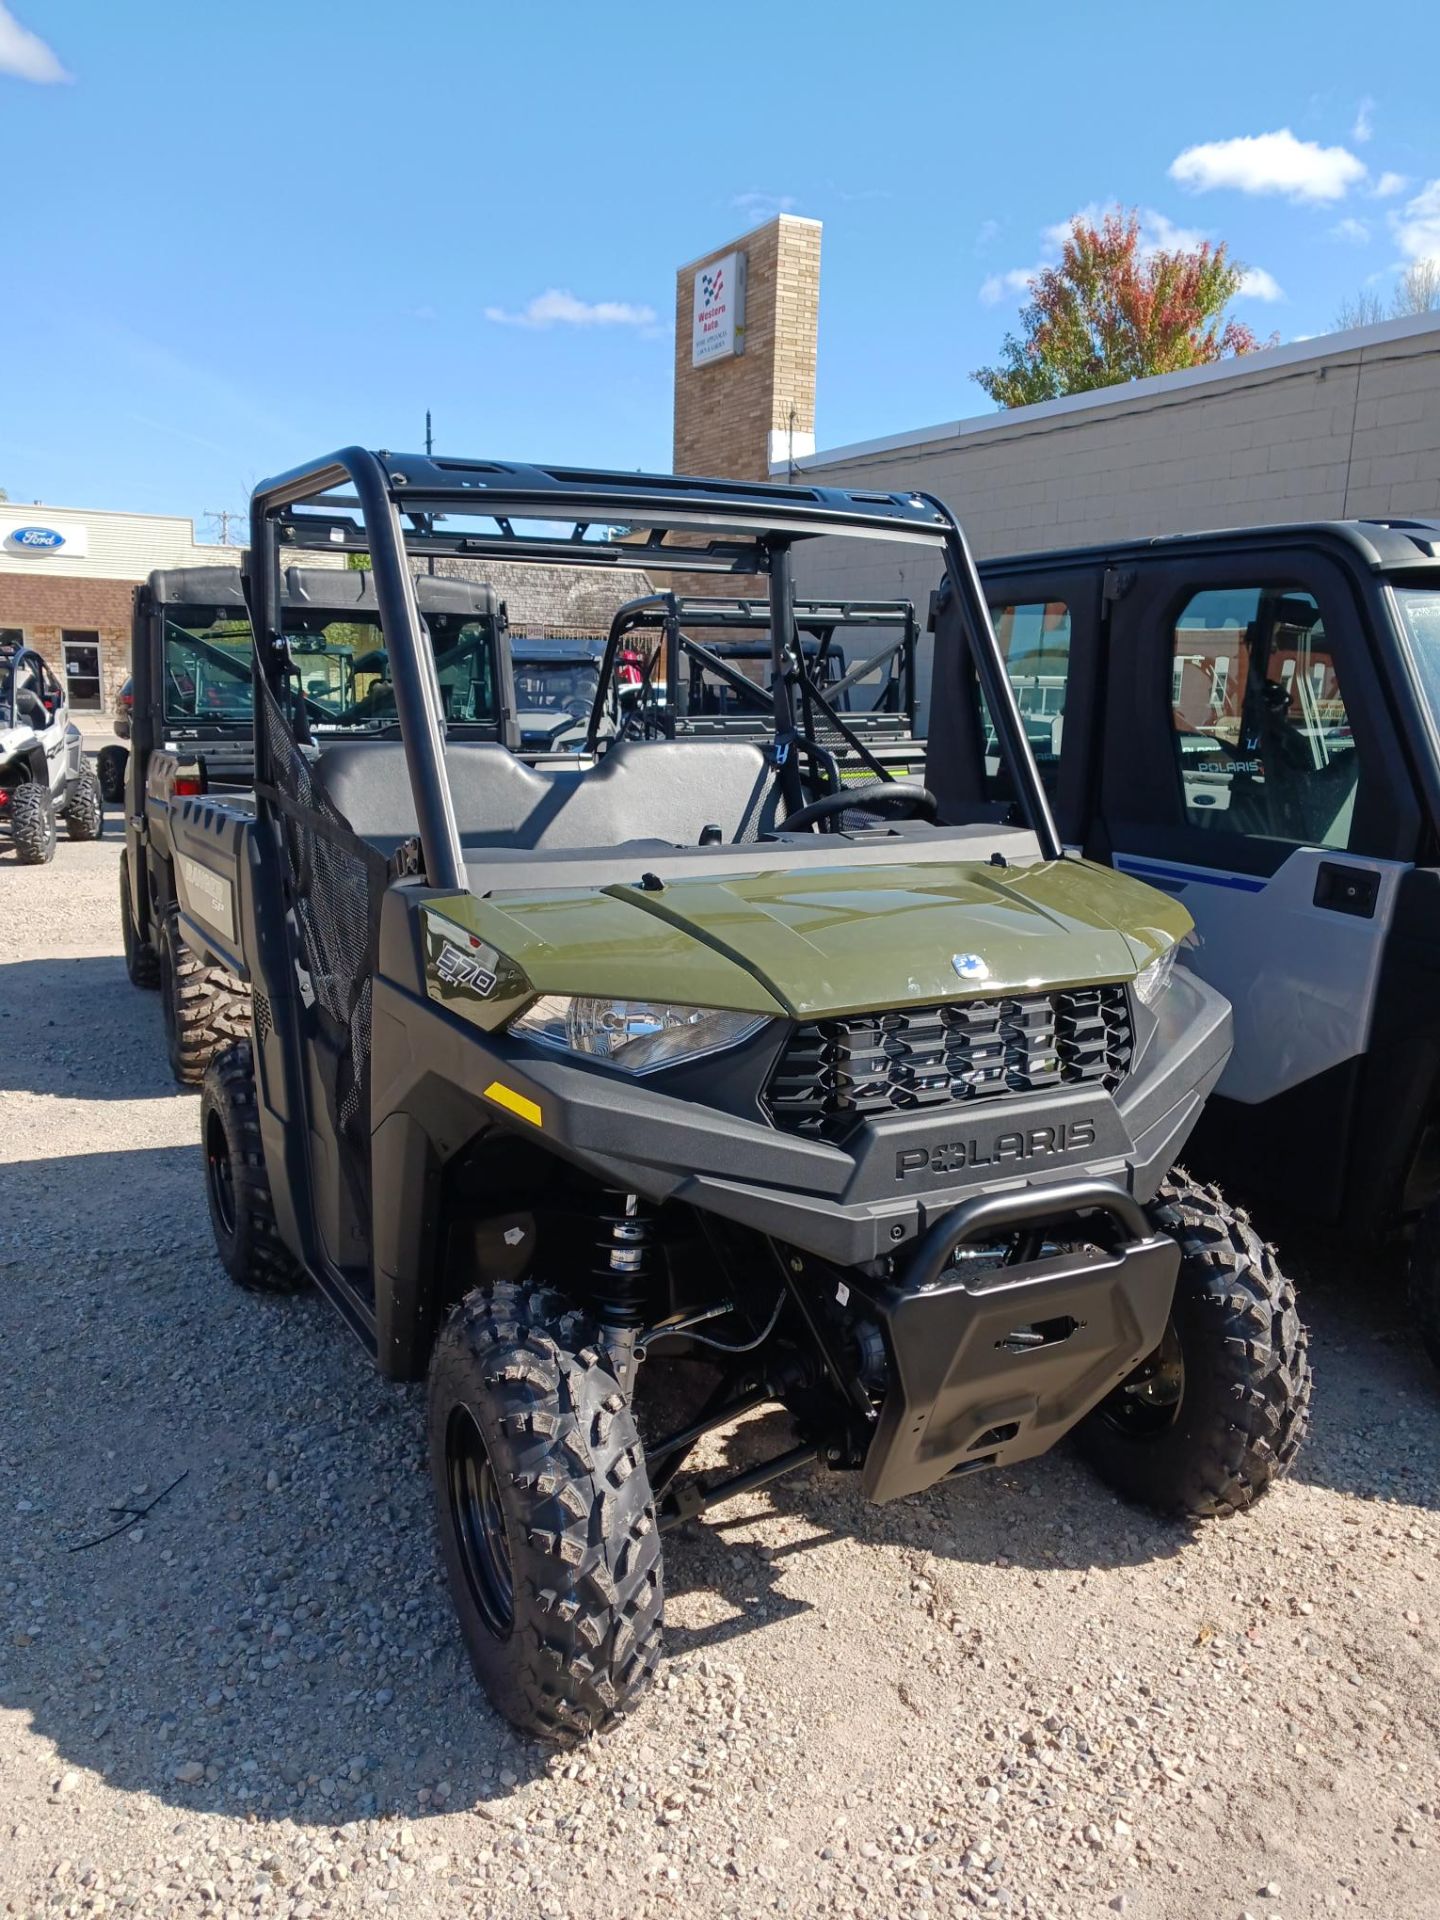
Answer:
2 830 1439 1919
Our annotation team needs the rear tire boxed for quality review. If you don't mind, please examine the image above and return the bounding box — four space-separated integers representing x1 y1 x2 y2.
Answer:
200 1040 307 1294
10 782 56 864
160 909 251 1087
428 1283 664 1744
1406 1199 1440 1373
64 765 104 840
97 744 128 805
1074 1173 1310 1518
119 849 161 989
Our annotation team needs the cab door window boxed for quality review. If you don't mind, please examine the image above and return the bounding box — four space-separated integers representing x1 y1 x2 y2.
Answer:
983 599 1072 800
1171 586 1359 849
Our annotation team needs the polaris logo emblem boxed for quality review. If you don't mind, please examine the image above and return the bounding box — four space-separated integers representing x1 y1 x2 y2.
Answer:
952 953 989 982
895 1118 1097 1180
435 940 497 996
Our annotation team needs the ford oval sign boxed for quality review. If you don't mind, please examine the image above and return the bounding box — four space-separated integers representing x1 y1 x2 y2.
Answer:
9 526 66 551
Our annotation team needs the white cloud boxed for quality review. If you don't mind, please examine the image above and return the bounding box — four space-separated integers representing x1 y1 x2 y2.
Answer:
1352 97 1374 143
730 191 798 219
980 266 1040 306
0 3 68 82
484 288 658 329
1330 217 1371 244
975 218 1001 253
1170 128 1366 204
1238 266 1284 301
1392 179 1440 265
1373 171 1410 199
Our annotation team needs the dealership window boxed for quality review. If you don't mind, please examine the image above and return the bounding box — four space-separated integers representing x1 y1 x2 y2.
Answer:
62 630 102 712
0 627 24 649
1170 586 1358 848
982 600 1072 799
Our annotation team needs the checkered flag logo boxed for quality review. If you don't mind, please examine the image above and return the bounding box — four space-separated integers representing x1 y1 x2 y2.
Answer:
700 267 725 309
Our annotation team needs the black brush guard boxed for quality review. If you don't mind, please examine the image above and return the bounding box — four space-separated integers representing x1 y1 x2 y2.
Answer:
852 1181 1178 1502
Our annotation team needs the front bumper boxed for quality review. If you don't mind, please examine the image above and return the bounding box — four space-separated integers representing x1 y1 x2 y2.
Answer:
376 963 1230 1270
848 1180 1179 1501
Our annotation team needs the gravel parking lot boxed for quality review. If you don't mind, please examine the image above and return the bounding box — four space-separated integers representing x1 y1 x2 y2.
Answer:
2 829 1438 1920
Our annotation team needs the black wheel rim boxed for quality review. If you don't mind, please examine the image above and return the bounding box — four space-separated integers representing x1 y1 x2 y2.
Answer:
1098 1319 1185 1438
205 1109 237 1241
446 1404 515 1638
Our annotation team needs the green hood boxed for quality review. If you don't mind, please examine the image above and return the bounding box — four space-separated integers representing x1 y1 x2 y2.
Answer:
423 857 1191 1024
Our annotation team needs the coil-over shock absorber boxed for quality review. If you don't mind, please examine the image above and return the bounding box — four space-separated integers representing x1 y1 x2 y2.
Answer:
591 1190 655 1395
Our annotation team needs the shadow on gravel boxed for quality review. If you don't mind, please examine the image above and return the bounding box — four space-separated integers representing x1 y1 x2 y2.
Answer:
0 952 174 1100
6 1138 1438 1828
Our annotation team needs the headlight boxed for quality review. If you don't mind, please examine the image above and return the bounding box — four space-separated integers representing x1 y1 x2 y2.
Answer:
1133 945 1178 1007
509 995 769 1074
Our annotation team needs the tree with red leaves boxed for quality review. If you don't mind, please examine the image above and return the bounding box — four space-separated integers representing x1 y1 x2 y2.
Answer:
974 209 1269 409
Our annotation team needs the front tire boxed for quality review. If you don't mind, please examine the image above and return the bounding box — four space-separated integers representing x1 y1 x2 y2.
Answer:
160 909 252 1086
10 782 56 864
1075 1173 1310 1517
200 1040 307 1294
64 765 104 840
428 1284 664 1744
97 744 128 804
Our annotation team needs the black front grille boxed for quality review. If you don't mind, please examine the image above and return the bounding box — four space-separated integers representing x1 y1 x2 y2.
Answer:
765 986 1133 1141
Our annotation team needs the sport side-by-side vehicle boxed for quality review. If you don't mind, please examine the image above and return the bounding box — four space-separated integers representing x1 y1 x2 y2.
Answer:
119 563 511 1081
173 452 1309 1742
0 640 103 862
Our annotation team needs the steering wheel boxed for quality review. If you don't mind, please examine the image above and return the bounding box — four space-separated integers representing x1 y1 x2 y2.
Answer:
777 781 939 833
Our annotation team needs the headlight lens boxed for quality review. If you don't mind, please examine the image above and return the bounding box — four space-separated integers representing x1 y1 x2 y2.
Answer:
509 995 769 1074
1133 945 1178 1007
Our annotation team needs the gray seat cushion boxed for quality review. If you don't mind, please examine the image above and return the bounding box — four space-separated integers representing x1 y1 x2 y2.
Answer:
310 737 779 851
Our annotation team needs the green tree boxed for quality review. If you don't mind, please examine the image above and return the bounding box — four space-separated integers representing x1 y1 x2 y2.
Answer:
974 209 1267 409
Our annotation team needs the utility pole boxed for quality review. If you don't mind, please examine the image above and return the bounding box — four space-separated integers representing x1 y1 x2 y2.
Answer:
203 508 245 546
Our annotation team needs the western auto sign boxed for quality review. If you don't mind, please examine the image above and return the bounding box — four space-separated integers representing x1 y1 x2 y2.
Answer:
692 250 747 366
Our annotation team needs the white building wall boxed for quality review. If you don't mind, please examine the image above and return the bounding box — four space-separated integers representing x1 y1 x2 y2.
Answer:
0 504 345 580
782 311 1440 606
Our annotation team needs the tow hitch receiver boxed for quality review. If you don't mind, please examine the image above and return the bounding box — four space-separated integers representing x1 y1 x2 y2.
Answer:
854 1181 1179 1502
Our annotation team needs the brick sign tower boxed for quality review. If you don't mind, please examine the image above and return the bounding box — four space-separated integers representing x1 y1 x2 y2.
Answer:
673 215 821 482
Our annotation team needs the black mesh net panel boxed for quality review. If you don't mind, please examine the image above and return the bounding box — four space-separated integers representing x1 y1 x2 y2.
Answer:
256 675 386 1201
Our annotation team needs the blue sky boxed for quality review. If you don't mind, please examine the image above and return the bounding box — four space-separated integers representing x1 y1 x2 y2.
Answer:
3 1 1438 525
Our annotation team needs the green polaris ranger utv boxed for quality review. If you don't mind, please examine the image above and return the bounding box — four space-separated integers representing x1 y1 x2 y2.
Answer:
178 452 1309 1743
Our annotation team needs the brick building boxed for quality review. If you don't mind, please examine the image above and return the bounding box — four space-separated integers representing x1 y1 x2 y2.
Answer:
0 504 260 718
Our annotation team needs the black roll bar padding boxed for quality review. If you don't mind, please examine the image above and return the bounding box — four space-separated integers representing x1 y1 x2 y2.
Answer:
905 1180 1158 1295
248 449 466 892
767 542 806 816
922 495 1063 863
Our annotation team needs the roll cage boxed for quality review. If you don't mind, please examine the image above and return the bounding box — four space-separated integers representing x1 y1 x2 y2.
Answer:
247 450 1062 887
582 592 919 756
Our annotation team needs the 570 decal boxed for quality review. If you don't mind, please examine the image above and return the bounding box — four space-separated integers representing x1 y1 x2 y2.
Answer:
435 940 498 996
